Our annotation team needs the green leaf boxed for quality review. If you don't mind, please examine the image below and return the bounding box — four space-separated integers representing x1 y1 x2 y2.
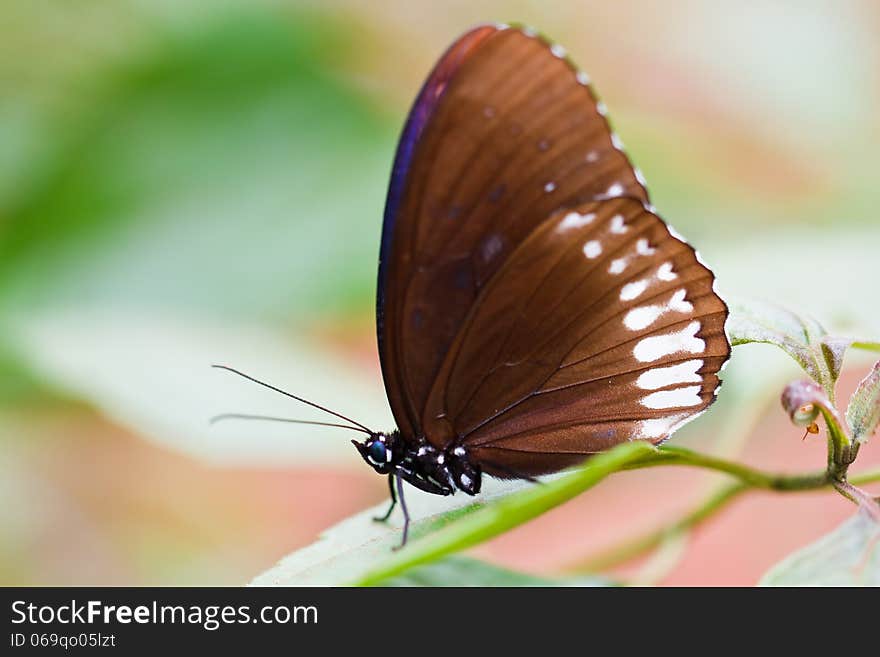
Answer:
378 556 615 587
250 478 532 586
846 360 880 444
760 511 880 586
728 297 846 398
251 442 657 586
820 336 852 384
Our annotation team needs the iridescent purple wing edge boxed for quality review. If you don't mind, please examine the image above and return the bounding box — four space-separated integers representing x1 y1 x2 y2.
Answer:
376 25 500 374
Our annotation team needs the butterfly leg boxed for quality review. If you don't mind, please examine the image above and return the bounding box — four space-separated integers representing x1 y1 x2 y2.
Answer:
373 473 397 523
392 475 411 550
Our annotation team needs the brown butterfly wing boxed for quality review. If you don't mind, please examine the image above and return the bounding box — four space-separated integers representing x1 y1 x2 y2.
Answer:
420 197 729 476
379 25 648 439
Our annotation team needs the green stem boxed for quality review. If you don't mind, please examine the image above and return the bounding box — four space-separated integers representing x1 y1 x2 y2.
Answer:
629 445 831 490
354 443 880 585
819 406 856 481
570 459 880 575
850 468 880 486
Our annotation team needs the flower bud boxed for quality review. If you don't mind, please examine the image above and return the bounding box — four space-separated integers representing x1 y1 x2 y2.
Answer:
781 380 827 427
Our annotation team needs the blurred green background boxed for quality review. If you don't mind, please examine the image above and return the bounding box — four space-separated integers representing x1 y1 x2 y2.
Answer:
1 1 878 585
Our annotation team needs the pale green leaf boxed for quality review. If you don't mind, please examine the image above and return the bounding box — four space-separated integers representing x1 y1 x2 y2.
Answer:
820 336 852 384
728 297 843 397
250 478 532 586
760 511 880 586
846 360 880 444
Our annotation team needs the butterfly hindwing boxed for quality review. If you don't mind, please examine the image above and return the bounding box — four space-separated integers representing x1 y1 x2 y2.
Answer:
378 24 649 439
421 198 729 476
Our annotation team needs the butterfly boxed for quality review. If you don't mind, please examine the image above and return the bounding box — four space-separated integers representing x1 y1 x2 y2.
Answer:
215 23 730 548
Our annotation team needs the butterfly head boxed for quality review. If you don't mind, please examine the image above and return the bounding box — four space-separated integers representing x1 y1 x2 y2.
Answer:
352 430 400 474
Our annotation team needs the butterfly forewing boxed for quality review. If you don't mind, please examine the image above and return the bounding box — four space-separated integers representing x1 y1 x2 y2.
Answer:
425 198 728 476
379 24 649 438
378 24 500 439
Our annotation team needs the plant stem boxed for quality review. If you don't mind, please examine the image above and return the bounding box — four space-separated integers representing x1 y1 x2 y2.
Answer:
833 480 880 523
353 442 880 585
627 445 831 490
569 454 880 575
850 468 880 486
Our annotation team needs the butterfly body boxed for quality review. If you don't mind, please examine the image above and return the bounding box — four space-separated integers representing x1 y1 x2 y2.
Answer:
353 431 481 496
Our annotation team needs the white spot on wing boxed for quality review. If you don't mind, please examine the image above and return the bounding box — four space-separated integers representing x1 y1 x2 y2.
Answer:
611 133 625 150
586 150 600 163
609 258 626 274
583 240 602 259
624 290 694 331
638 415 685 439
606 183 624 197
636 238 655 255
620 280 648 301
596 101 608 116
544 181 556 193
641 386 703 409
558 211 595 232
657 262 677 281
634 167 647 185
636 359 703 390
669 289 693 312
522 26 538 37
551 43 566 58
624 305 663 330
610 214 627 233
576 71 591 85
634 321 705 362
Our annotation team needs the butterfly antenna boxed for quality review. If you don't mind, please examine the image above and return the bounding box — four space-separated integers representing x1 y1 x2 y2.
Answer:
211 364 375 434
210 413 371 434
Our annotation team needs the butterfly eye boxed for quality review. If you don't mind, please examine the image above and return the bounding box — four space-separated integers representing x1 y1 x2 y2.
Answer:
368 440 388 464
